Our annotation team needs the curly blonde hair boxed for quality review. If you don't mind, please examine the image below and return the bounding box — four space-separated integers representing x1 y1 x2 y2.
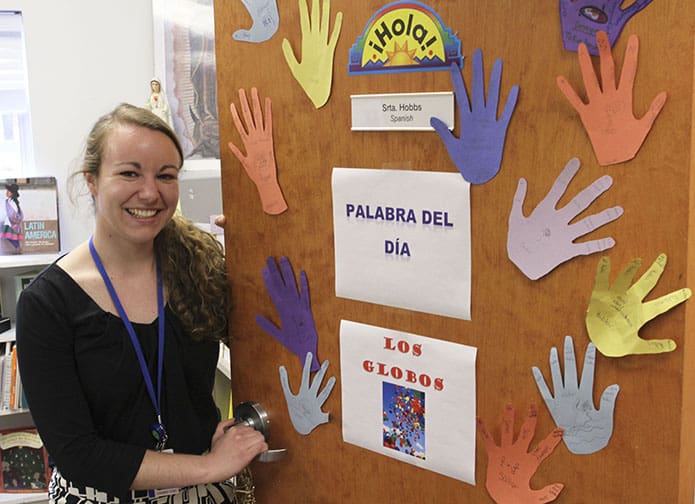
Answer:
73 103 230 341
155 215 230 341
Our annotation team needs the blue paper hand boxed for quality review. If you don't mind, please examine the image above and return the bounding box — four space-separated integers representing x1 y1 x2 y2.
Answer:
430 49 519 185
256 256 320 371
532 335 619 455
279 352 336 435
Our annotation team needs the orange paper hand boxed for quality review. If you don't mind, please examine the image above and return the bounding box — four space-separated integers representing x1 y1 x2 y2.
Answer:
477 404 564 504
228 87 288 215
557 31 666 166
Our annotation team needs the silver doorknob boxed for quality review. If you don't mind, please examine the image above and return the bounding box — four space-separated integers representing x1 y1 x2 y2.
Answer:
232 401 287 462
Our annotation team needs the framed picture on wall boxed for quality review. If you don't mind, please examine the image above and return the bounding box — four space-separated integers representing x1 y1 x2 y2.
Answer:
151 0 221 173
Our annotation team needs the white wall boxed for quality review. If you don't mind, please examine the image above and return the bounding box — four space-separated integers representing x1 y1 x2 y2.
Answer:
0 1 154 251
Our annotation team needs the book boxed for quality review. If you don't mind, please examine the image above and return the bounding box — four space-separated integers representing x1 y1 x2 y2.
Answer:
8 346 16 412
0 428 49 492
0 344 13 411
0 177 60 256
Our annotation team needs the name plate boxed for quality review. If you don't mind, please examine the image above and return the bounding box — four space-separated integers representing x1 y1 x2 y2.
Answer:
350 92 454 131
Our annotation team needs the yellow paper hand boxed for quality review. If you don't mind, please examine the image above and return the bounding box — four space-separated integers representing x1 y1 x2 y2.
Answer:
228 87 288 215
282 0 343 109
585 253 691 357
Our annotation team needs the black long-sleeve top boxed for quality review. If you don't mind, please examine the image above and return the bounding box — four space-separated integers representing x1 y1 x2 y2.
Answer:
16 263 220 499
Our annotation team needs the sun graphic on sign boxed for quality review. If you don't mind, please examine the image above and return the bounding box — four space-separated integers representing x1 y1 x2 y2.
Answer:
384 40 417 67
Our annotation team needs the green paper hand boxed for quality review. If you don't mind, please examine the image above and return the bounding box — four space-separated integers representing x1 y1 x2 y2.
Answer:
585 253 691 357
282 0 343 109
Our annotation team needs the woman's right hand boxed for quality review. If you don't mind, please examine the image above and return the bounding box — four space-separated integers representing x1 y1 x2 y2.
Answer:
206 420 268 480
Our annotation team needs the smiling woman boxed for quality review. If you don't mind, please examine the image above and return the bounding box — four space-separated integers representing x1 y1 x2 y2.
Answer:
14 104 267 503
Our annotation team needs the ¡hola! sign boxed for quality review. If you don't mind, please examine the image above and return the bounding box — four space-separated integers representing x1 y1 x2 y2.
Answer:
348 1 462 75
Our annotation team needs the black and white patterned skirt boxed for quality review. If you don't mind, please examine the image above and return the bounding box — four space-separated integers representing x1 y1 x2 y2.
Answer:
48 467 256 504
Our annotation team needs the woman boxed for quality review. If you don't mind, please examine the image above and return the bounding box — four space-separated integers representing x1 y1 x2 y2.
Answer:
145 78 173 127
16 104 267 503
1 182 23 252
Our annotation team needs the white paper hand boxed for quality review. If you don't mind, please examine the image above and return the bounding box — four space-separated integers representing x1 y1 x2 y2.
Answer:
279 352 336 435
233 0 280 43
532 335 619 454
507 157 623 280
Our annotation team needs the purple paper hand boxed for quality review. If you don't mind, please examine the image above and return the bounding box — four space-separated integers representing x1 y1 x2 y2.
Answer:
430 50 519 185
559 0 653 55
256 256 320 371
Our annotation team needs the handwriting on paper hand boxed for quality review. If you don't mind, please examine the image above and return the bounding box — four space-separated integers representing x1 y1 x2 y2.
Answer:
282 0 343 108
507 157 623 280
533 336 619 454
228 87 288 215
280 352 336 435
233 0 280 43
557 31 666 166
559 0 654 54
586 253 691 357
256 256 320 371
477 404 564 504
430 50 519 185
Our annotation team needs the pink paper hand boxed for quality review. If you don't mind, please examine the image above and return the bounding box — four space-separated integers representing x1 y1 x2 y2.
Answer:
477 404 564 504
228 87 288 215
557 31 666 166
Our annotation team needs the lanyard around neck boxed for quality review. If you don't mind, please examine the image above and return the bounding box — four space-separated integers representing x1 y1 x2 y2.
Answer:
88 237 165 429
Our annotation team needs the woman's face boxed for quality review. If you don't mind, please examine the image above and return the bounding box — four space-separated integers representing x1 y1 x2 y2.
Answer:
86 124 180 246
151 81 161 93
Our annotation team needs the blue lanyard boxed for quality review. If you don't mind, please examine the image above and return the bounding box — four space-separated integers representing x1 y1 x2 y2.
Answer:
88 237 167 449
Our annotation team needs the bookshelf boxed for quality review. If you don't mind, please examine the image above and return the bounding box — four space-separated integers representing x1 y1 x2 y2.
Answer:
0 494 47 504
0 254 58 504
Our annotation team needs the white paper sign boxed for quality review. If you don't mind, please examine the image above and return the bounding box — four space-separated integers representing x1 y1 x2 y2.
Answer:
351 92 454 131
332 168 471 320
340 320 477 484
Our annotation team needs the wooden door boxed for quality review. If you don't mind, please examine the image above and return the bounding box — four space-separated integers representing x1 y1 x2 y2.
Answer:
214 1 695 502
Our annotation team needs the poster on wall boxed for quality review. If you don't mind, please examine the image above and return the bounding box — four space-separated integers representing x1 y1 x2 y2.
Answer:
340 320 477 484
152 0 220 170
0 177 59 256
347 0 462 75
332 167 471 320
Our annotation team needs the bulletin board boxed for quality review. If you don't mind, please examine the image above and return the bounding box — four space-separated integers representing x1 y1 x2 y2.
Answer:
213 1 695 502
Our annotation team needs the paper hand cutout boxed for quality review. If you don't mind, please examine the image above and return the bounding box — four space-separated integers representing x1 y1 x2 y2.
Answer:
256 256 320 371
233 0 280 43
507 157 623 280
282 0 343 108
228 88 288 215
280 352 336 435
430 50 519 185
586 254 691 357
559 0 653 55
533 336 619 455
557 31 666 166
477 404 564 504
